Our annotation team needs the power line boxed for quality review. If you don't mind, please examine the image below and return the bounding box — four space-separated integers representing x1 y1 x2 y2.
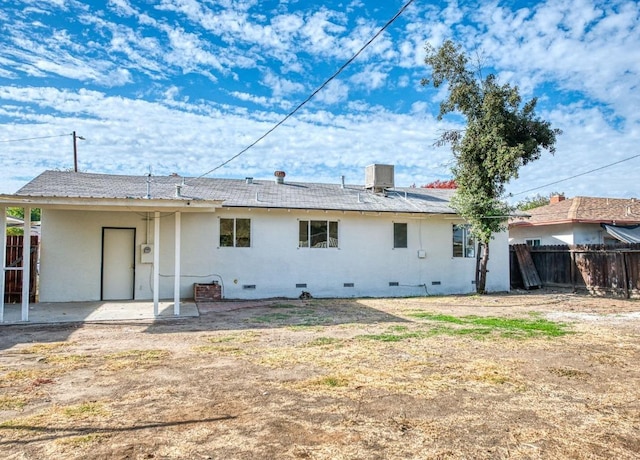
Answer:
510 153 640 198
192 0 417 181
0 133 72 143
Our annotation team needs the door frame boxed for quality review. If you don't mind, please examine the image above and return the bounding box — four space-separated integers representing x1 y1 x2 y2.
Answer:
101 227 136 301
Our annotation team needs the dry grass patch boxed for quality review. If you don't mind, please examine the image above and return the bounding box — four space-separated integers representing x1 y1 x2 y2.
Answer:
102 349 170 371
0 395 27 410
1 293 638 459
304 337 344 347
192 344 247 356
1 368 55 385
202 331 262 343
61 401 108 419
42 354 92 373
301 375 350 389
18 342 73 354
548 366 592 379
57 433 110 446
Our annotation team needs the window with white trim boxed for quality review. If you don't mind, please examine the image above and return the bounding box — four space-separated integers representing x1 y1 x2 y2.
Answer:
525 238 541 247
299 220 338 248
220 218 251 247
453 224 475 258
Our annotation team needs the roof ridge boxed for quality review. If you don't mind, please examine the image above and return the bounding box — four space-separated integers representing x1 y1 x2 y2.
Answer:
568 196 581 220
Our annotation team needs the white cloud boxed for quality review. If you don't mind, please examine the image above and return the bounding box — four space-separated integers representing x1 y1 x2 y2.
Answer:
229 91 271 107
300 9 347 56
313 79 350 105
261 70 305 98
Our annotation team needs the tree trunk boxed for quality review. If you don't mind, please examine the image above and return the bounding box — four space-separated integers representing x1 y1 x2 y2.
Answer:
476 241 490 294
475 241 481 289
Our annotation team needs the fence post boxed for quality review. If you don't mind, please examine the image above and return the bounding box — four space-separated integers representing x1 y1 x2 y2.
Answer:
21 208 31 321
570 250 576 293
622 252 630 299
1 207 5 323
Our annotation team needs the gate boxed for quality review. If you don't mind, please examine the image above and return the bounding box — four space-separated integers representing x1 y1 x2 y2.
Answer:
4 235 39 303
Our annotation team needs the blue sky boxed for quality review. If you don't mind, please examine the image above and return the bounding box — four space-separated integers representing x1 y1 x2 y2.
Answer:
1 0 639 202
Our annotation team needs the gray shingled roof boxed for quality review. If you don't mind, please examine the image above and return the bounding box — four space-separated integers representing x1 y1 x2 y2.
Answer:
15 170 456 214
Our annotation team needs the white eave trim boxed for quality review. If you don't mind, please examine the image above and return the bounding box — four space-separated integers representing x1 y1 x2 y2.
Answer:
0 195 221 211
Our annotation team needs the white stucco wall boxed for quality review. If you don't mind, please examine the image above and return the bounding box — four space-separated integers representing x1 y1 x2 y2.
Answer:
510 223 574 245
509 223 606 246
39 208 510 302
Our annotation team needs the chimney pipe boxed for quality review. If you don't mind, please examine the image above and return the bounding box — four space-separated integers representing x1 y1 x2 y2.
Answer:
274 170 286 184
550 194 565 204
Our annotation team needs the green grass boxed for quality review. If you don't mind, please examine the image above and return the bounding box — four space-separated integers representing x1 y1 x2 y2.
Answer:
412 313 466 324
0 395 27 410
318 376 348 387
387 325 410 332
304 337 343 347
357 332 423 342
408 312 569 338
204 332 261 343
62 402 106 418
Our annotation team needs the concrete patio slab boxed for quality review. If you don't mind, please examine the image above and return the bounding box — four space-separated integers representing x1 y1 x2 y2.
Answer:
0 300 199 325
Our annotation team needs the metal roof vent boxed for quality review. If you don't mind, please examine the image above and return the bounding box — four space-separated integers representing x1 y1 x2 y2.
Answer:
274 170 286 184
365 164 394 192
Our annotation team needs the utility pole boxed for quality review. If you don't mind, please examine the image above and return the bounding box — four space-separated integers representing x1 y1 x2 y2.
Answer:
72 131 85 172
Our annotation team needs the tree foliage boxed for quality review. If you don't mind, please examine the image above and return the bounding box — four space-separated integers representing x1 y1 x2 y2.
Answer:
5 208 41 236
6 207 41 222
515 193 562 211
422 40 561 293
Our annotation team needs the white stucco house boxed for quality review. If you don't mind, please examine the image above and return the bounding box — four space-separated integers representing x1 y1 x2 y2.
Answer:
1 165 510 317
510 195 640 246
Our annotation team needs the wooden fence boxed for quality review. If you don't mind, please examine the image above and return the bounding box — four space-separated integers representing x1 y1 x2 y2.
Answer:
4 235 39 303
510 243 640 298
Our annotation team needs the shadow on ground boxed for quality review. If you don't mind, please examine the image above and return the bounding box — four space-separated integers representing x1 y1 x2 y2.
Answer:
142 298 410 335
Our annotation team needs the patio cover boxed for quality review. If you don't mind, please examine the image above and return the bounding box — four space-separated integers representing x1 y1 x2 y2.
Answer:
602 224 640 244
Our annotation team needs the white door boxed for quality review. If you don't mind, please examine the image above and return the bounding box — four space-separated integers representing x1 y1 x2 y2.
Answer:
102 228 135 300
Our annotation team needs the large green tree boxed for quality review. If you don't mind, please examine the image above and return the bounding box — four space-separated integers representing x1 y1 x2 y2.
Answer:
422 40 561 294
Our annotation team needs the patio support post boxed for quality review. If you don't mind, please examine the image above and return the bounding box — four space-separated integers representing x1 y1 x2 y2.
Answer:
0 206 5 323
153 211 160 316
21 207 31 322
174 211 181 315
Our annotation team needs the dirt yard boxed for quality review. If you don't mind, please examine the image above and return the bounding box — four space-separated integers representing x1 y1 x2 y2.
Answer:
1 290 639 459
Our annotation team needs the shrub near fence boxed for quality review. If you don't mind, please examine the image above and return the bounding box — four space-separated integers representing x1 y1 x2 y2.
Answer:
510 244 640 299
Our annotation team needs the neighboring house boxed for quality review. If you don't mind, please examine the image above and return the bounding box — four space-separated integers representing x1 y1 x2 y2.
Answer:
1 166 509 307
4 215 41 236
6 215 23 228
509 195 640 246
